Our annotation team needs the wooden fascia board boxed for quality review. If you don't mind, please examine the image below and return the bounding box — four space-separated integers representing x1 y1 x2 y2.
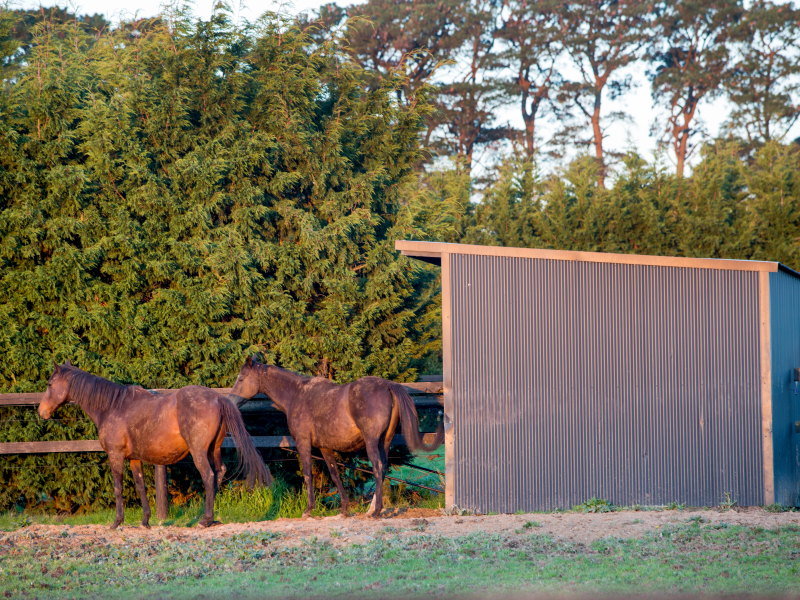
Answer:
396 240 783 274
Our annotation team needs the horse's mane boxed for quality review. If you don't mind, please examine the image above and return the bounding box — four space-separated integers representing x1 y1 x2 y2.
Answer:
63 366 133 412
254 362 314 395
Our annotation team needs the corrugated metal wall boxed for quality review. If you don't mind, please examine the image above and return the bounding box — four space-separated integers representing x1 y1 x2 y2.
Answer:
450 254 764 512
769 270 800 507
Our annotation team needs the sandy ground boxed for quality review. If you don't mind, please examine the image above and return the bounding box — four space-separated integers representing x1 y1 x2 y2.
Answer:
3 507 799 549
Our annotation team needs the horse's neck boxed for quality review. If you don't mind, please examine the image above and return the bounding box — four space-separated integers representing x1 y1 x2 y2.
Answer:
67 374 128 427
70 392 110 428
262 367 305 408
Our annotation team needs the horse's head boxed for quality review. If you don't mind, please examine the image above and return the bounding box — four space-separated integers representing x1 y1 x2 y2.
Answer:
231 355 262 401
38 362 72 420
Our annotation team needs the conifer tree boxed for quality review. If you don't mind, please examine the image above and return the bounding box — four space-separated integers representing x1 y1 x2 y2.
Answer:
742 142 800 266
463 157 542 247
601 154 677 255
669 142 748 258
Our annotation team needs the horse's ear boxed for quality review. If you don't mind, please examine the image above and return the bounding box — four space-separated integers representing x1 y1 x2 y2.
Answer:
64 359 72 367
251 354 260 364
53 361 60 373
245 355 253 366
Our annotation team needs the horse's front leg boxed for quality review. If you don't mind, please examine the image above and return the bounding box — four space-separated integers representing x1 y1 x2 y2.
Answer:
108 454 126 529
129 459 151 528
296 441 315 518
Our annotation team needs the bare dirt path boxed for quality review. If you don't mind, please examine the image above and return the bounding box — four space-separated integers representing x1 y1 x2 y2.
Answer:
3 507 799 549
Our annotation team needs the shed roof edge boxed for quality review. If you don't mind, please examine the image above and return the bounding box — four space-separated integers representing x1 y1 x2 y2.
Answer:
395 240 796 275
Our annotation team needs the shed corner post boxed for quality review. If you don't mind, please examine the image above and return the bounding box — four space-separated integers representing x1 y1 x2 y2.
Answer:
441 251 455 510
759 270 775 505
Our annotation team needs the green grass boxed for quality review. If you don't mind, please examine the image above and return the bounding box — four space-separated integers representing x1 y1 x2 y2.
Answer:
0 481 328 530
1 522 799 598
0 475 442 530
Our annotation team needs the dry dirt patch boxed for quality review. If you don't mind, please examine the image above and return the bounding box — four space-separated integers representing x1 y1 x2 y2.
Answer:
3 507 799 550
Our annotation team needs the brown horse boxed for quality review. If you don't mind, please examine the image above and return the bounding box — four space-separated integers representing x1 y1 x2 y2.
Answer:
38 362 272 528
230 356 443 518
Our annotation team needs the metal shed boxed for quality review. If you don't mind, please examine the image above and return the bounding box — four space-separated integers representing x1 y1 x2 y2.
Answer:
397 240 800 512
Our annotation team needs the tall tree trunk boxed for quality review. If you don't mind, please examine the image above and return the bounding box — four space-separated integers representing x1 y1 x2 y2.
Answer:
523 114 535 158
591 92 605 188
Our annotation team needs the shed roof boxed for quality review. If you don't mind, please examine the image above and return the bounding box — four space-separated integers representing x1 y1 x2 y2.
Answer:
396 240 800 276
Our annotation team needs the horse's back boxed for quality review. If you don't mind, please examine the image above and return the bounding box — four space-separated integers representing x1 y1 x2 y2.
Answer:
299 376 394 449
173 386 228 448
108 388 188 464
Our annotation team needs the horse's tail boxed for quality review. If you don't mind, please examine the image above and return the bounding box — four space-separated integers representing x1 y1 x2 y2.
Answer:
219 396 273 488
389 383 444 453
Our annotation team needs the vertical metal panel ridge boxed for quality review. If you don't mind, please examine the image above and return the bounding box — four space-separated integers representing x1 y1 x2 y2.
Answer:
450 254 764 512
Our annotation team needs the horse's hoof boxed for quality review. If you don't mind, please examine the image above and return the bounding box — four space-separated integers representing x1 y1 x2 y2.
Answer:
301 511 312 519
197 519 220 528
141 522 151 529
110 521 122 530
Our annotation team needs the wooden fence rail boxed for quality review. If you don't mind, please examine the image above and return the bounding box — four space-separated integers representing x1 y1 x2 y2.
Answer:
0 380 444 519
0 381 442 454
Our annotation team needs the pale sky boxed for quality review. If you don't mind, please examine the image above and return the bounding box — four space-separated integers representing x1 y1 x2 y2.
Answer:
10 0 327 23
9 0 796 176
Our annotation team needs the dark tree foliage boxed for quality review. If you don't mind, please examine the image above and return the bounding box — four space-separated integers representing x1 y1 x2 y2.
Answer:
430 0 510 171
649 0 745 178
495 0 564 159
0 10 445 389
343 0 462 100
722 0 800 148
556 0 653 188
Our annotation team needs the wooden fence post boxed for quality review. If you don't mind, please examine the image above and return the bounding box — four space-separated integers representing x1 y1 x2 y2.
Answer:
154 465 168 521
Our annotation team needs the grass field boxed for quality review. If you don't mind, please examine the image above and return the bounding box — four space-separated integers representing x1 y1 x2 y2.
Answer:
2 520 799 599
2 462 798 599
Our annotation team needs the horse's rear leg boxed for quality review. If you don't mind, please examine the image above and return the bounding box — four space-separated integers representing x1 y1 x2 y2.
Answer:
367 409 398 517
211 427 226 490
320 448 349 516
129 459 151 528
190 452 217 527
109 454 125 529
364 440 387 518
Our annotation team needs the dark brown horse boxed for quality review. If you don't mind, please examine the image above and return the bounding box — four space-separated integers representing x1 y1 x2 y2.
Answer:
38 363 272 528
230 356 443 518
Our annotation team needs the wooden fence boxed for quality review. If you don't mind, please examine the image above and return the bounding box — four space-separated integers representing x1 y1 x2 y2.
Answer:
0 381 443 518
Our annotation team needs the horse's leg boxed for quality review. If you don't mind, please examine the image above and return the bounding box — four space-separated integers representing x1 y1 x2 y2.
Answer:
190 451 217 527
370 404 399 516
296 441 316 518
320 448 349 516
109 454 126 529
129 459 151 528
211 427 226 490
364 439 387 518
